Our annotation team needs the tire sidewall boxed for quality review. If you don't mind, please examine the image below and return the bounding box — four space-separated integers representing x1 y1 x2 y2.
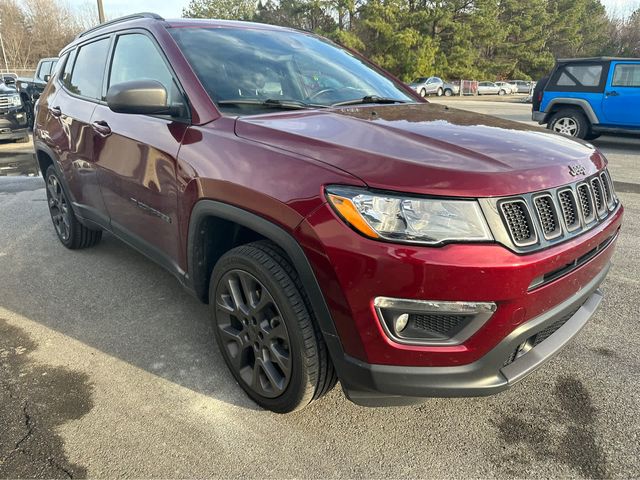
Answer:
549 110 589 139
45 166 77 248
210 251 314 412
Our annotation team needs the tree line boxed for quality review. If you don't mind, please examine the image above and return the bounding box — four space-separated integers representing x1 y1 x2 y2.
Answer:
0 0 637 81
184 0 640 81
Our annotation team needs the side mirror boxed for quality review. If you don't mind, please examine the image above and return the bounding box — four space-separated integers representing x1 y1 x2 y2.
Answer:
43 74 51 82
106 80 180 116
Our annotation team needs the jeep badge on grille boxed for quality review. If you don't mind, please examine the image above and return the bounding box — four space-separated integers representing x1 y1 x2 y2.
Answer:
569 164 587 176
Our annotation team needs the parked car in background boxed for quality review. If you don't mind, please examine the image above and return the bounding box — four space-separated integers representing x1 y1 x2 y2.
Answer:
408 76 444 97
477 81 503 95
17 56 58 126
533 57 640 139
495 81 515 94
507 80 532 93
35 14 623 413
443 80 460 96
0 81 29 142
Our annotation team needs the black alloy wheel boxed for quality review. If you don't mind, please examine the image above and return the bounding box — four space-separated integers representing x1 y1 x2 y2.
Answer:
44 166 102 249
46 173 71 243
215 268 292 398
210 241 336 412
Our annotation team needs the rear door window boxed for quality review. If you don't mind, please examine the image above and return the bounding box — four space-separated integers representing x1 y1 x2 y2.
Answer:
612 64 640 88
68 38 111 100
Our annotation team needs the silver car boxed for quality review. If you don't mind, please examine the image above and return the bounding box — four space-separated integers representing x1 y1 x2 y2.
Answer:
443 80 460 96
507 80 532 94
408 76 444 97
477 81 502 95
494 81 514 94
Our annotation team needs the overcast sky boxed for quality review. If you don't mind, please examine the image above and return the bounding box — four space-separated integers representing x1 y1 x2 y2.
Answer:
66 0 638 19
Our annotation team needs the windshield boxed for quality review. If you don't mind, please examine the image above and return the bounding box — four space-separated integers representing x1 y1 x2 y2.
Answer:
169 26 414 114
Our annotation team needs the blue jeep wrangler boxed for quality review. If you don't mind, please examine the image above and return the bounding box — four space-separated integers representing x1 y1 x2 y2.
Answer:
533 57 640 139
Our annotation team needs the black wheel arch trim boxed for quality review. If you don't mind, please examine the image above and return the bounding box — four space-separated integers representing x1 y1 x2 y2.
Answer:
544 98 599 124
187 199 344 349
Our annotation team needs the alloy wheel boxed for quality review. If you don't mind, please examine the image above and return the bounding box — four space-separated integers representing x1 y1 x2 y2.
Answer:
215 269 292 398
46 174 70 242
553 117 579 136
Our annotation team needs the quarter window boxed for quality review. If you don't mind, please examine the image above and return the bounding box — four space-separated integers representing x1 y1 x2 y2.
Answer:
68 38 110 100
612 64 640 88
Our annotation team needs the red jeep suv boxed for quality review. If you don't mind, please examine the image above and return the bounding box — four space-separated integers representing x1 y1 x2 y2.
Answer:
34 13 623 412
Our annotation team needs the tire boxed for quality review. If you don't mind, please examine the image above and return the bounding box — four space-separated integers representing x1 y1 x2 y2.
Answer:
436 87 443 97
15 135 30 143
45 166 102 249
210 240 336 413
548 108 591 139
444 89 453 97
419 88 426 98
499 89 506 96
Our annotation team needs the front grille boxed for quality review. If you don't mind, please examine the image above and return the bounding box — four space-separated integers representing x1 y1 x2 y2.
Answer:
600 172 614 208
590 177 607 216
501 200 535 245
577 184 594 222
558 189 580 231
534 195 560 238
410 313 467 337
0 96 10 108
494 170 618 252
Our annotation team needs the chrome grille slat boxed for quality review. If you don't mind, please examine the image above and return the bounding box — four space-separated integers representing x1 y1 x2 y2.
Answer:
600 172 615 209
490 169 619 253
590 177 607 217
500 200 537 246
577 183 595 223
533 194 561 239
557 189 580 232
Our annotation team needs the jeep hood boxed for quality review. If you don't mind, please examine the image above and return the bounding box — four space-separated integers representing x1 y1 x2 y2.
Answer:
234 103 606 198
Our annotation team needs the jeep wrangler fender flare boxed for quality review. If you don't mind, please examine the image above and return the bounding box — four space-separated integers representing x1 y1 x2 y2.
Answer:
545 98 600 124
186 199 344 347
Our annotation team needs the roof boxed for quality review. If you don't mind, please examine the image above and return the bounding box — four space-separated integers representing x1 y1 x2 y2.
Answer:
556 57 640 64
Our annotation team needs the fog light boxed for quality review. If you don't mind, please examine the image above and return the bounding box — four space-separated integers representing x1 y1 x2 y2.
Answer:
394 313 409 333
374 297 497 346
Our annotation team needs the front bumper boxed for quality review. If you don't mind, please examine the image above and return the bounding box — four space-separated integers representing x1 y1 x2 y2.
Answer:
296 199 622 404
0 108 29 139
334 266 606 406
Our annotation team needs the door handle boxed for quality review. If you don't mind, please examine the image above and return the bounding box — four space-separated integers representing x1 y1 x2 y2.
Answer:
91 120 112 137
606 91 620 97
49 106 62 117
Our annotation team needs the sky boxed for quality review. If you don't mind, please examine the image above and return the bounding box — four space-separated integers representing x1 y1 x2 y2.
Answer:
66 0 638 19
68 0 192 19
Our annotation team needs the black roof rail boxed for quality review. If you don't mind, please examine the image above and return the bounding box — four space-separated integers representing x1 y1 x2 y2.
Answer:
76 12 164 39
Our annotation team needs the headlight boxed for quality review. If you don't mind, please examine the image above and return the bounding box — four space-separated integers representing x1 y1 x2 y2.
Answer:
9 94 21 107
326 186 493 245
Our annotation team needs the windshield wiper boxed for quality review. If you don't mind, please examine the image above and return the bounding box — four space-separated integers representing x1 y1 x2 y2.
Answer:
332 95 409 107
217 98 327 110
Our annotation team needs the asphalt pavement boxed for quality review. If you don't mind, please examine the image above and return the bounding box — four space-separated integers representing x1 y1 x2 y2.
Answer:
0 104 639 478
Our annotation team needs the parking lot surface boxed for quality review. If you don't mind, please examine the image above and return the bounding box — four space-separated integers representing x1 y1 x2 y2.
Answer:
1 102 639 478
